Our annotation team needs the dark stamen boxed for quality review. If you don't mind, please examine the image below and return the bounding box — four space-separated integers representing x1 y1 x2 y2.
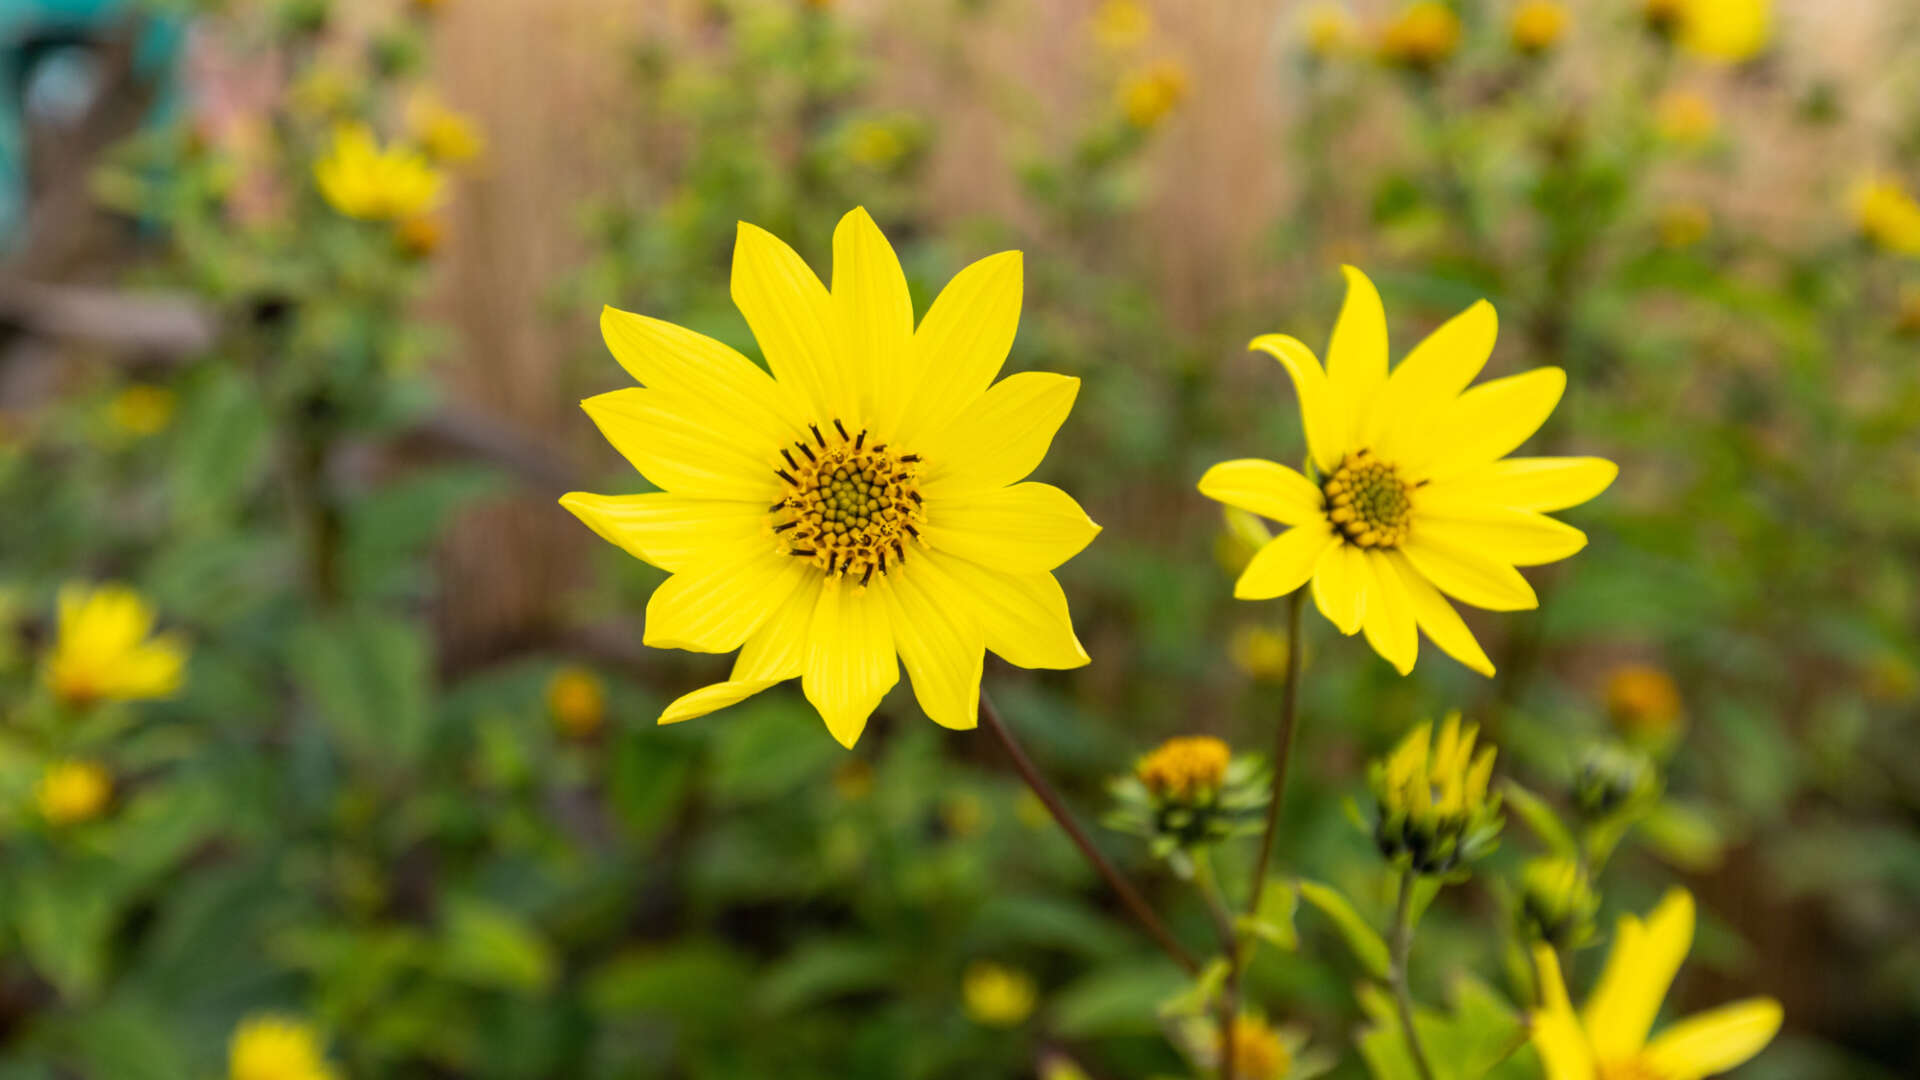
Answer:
900 453 921 463
908 491 922 504
904 523 919 539
893 539 906 560
833 419 850 441
872 443 887 453
790 548 817 557
781 448 799 469
775 468 798 485
860 565 874 586
827 552 839 574
796 441 817 463
769 499 787 511
810 423 827 446
773 521 799 533
855 429 867 450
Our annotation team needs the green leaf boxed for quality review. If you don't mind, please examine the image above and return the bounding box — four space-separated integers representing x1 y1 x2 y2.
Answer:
287 613 434 766
1640 800 1728 872
436 896 556 993
1051 961 1187 1038
14 867 116 1000
1296 879 1390 979
1236 878 1299 954
755 938 897 1015
1158 957 1230 1018
1356 976 1526 1080
1502 780 1577 859
584 940 753 1033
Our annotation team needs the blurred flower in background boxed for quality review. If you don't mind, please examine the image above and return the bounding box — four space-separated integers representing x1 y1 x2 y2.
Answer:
1298 2 1356 60
962 961 1038 1027
1509 0 1569 56
34 759 111 826
1517 856 1598 949
1378 2 1461 70
1091 0 1152 53
406 92 485 165
1655 89 1719 146
1228 623 1291 681
314 122 443 221
1136 734 1230 801
1677 0 1773 64
546 664 606 738
1119 58 1189 129
1657 201 1712 249
1606 662 1686 747
106 384 177 438
1212 1015 1293 1080
1851 173 1920 255
1369 714 1501 876
44 584 187 708
228 1015 340 1080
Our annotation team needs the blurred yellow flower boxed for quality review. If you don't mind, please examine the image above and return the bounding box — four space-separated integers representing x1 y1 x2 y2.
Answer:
1228 623 1290 681
1657 202 1712 250
396 215 444 258
547 665 606 738
314 122 443 222
1137 735 1231 800
407 93 485 164
46 584 187 707
1676 0 1771 64
108 384 177 437
962 961 1037 1026
1518 855 1597 948
1510 0 1568 55
1119 59 1189 129
848 120 906 168
1202 267 1615 675
1532 890 1782 1080
1379 2 1461 69
1091 0 1152 52
230 1014 340 1080
1606 662 1685 742
1851 174 1920 256
1370 713 1501 874
1214 1015 1293 1080
1655 89 1718 145
560 208 1095 747
409 0 448 14
1300 2 1357 58
35 759 111 826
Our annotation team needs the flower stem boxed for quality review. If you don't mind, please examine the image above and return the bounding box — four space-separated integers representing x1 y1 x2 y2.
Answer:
980 692 1200 974
1390 869 1438 1080
1194 851 1240 1080
1245 588 1306 916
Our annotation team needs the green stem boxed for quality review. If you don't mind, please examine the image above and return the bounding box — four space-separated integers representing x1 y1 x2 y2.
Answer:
1245 589 1306 916
1194 851 1241 1080
1390 869 1438 1080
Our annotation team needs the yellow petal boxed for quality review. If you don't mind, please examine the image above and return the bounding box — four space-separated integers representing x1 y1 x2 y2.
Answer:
599 306 803 435
1249 333 1347 474
1386 552 1495 677
1529 945 1599 1080
644 550 807 653
1583 888 1695 1061
1418 456 1617 513
925 551 1089 669
1197 459 1324 526
731 220 844 423
1406 367 1567 481
559 491 767 573
917 372 1079 496
1416 508 1588 567
733 573 824 681
803 578 899 747
882 558 986 730
1235 521 1338 600
893 250 1023 445
1642 998 1783 1080
1360 550 1418 674
1310 541 1368 635
659 679 785 725
581 389 781 502
1400 532 1538 611
922 482 1101 573
832 207 915 433
1326 265 1389 446
1368 299 1497 456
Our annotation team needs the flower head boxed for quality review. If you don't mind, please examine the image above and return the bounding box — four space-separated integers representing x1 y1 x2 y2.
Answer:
1379 2 1461 69
229 1014 340 1080
1532 890 1782 1080
1200 267 1615 675
1510 1 1569 55
547 665 606 738
406 93 485 164
1675 0 1771 64
45 584 187 707
1091 0 1152 52
1215 1015 1294 1080
1368 713 1501 875
1137 735 1231 800
1300 2 1357 58
561 208 1096 747
314 122 443 222
963 962 1038 1027
1851 174 1920 256
1606 662 1684 745
1119 59 1189 128
108 384 177 437
1655 89 1717 145
35 759 111 825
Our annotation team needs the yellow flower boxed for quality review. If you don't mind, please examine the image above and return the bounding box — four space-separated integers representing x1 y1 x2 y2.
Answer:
407 93 485 164
1136 735 1231 800
108 384 177 437
1228 624 1290 681
229 1014 340 1080
962 961 1038 1027
314 122 443 222
1214 1015 1293 1080
547 665 606 738
1119 59 1189 129
1200 267 1615 676
45 584 187 707
1675 0 1771 64
1300 2 1357 58
1606 662 1684 743
1369 713 1501 874
1518 855 1597 948
1532 890 1782 1080
560 208 1097 747
1091 0 1152 52
35 759 111 826
1851 174 1920 256
1657 203 1712 250
1510 1 1568 54
1379 2 1461 69
1654 90 1718 145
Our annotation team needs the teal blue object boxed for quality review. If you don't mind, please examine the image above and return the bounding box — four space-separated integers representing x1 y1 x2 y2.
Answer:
0 0 186 246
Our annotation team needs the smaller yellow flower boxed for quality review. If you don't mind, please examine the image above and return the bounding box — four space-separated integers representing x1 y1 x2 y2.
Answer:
1091 0 1152 52
1532 890 1782 1080
962 962 1038 1027
230 1014 340 1080
108 384 177 437
848 120 906 168
1676 0 1771 64
1300 2 1357 58
35 759 111 826
407 93 485 164
1517 855 1597 948
314 122 443 222
1606 662 1685 743
1510 1 1568 55
45 584 187 708
1657 202 1712 250
1851 174 1920 257
1654 89 1718 145
1118 59 1189 129
1229 624 1291 682
1213 1016 1293 1080
1369 713 1501 875
547 665 606 739
1137 735 1231 800
1379 2 1461 69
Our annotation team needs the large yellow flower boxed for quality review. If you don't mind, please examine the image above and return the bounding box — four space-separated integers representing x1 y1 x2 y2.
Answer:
1532 889 1782 1080
562 208 1097 747
44 584 187 707
229 1014 340 1080
313 122 443 222
1200 267 1615 676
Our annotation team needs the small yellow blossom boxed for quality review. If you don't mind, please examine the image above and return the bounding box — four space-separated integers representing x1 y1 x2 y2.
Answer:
35 759 111 826
1655 89 1718 145
1518 855 1597 948
1606 662 1685 742
1369 713 1501 874
1852 174 1920 256
1137 735 1231 800
1532 890 1781 1080
848 120 906 168
45 584 187 708
406 93 485 164
1228 624 1291 681
547 665 606 738
230 1014 340 1080
1300 2 1357 58
962 962 1038 1027
314 122 443 222
1091 0 1152 52
396 215 443 258
1214 1016 1293 1080
1119 59 1189 129
1657 203 1712 250
1379 2 1461 69
1510 1 1568 55
108 384 177 437
1676 0 1771 64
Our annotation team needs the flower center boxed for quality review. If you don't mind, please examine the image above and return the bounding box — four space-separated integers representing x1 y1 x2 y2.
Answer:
771 420 925 584
1323 449 1413 549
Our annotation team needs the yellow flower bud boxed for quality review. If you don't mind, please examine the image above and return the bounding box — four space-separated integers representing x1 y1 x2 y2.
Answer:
229 1014 340 1080
108 384 177 438
1510 1 1568 55
1605 662 1685 744
1379 2 1461 69
1118 59 1189 129
35 759 112 826
962 962 1037 1027
1368 713 1502 875
1851 174 1920 257
1229 624 1291 682
547 665 605 738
